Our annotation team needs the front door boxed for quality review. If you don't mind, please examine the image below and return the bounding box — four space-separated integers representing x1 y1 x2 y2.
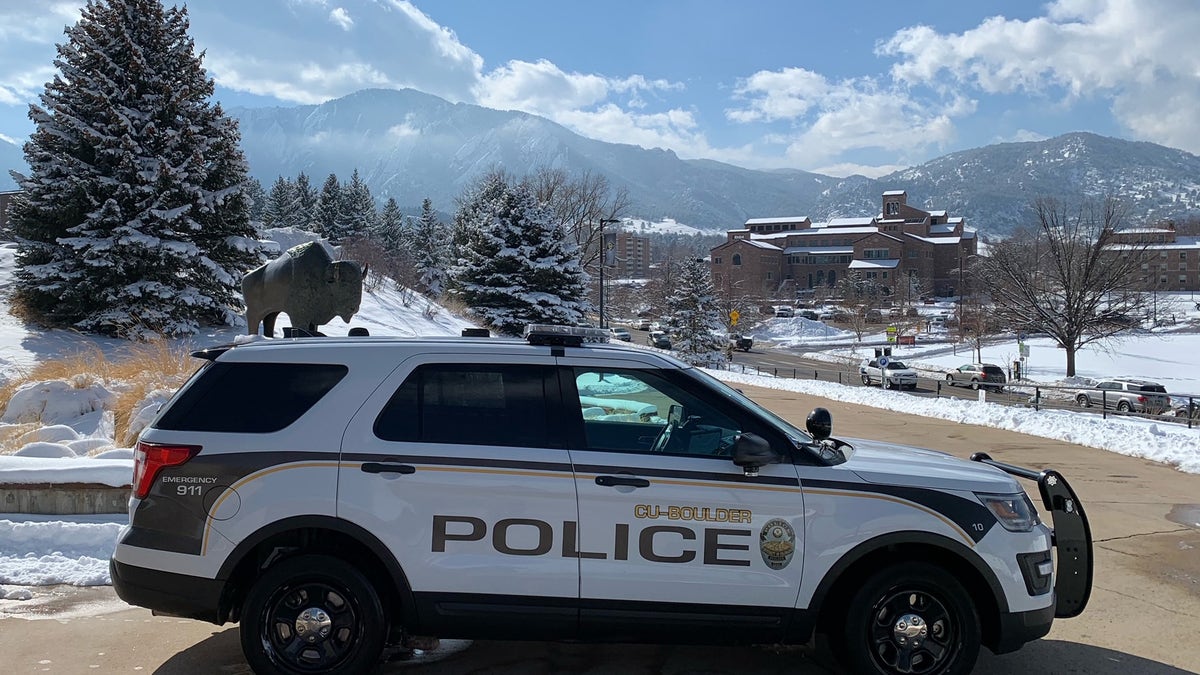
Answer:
560 361 805 643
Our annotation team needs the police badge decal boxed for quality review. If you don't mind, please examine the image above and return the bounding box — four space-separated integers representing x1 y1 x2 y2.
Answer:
759 518 796 570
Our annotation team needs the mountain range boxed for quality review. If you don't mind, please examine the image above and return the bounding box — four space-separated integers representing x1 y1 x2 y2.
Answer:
4 88 1199 236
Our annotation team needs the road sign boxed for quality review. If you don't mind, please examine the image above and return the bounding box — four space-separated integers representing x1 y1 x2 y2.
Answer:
729 310 740 326
878 356 890 368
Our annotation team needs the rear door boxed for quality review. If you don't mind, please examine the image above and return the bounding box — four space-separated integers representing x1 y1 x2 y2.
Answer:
338 351 580 639
559 359 805 643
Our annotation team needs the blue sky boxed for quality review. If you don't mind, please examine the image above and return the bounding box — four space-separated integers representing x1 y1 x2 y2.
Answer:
1 0 1197 177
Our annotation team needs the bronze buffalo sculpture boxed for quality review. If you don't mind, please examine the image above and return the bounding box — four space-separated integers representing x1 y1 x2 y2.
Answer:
242 242 366 336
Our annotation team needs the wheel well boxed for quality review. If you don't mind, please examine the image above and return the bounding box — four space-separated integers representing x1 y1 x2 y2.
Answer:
816 542 1001 650
223 526 407 627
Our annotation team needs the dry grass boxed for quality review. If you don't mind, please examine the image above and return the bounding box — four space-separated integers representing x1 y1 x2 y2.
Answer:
0 340 198 448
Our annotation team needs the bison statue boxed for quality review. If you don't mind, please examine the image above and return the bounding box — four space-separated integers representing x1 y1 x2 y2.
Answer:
242 242 367 336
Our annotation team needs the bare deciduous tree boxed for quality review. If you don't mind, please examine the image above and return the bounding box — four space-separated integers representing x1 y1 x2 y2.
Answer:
977 197 1152 376
524 167 630 270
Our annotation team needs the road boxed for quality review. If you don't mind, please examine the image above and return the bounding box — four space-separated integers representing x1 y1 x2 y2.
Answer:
2 385 1199 674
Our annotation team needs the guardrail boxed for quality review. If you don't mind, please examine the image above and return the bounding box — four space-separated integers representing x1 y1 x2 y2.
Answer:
718 361 1199 429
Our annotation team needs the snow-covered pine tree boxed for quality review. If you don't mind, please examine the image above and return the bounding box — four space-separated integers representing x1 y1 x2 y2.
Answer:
313 173 343 241
339 169 377 241
9 0 264 337
244 177 266 223
262 177 301 229
452 175 588 335
293 172 318 230
411 198 448 298
374 197 407 257
665 258 727 367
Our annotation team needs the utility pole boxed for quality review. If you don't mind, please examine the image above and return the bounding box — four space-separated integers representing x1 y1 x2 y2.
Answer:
597 219 620 328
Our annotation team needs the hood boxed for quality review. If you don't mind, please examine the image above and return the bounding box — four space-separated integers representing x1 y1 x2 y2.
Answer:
843 437 1022 493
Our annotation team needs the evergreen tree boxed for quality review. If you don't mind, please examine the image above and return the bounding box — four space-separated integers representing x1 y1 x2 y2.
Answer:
293 171 318 230
313 173 343 240
665 258 727 367
375 197 407 257
452 175 588 334
262 176 300 229
9 0 264 337
340 169 377 241
244 177 266 222
411 198 449 298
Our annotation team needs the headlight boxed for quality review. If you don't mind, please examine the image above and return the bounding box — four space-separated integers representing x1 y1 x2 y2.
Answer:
977 492 1040 532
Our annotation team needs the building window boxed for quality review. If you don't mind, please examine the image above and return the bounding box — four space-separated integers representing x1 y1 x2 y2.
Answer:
886 201 899 215
1180 275 1188 284
732 254 742 266
1160 275 1168 284
767 271 773 280
1181 252 1188 260
864 248 890 259
908 250 918 258
1160 251 1168 258
1181 263 1188 271
713 257 722 265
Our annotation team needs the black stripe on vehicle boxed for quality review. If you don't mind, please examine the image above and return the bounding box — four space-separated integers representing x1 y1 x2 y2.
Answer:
803 478 996 542
340 453 575 474
572 463 799 487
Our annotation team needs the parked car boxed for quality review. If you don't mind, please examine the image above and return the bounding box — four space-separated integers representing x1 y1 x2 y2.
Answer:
1173 401 1200 420
799 309 820 320
647 330 671 349
774 306 794 318
865 309 884 323
945 363 1007 390
609 327 632 342
859 358 918 390
1074 378 1171 413
635 318 652 330
729 333 753 352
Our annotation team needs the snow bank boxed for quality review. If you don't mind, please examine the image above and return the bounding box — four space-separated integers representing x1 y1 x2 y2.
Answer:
0 516 123 586
0 456 132 486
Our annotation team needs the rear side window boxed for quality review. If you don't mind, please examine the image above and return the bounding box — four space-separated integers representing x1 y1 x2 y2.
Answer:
1140 385 1167 393
155 362 347 433
982 366 1004 376
374 364 554 448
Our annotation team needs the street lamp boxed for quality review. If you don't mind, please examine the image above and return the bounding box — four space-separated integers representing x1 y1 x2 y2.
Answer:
597 218 620 328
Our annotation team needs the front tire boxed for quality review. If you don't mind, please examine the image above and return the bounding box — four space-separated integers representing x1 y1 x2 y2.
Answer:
862 374 872 386
1076 394 1092 408
838 561 981 675
241 554 387 675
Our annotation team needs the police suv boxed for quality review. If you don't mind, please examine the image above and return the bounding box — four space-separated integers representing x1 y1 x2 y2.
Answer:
111 325 1092 675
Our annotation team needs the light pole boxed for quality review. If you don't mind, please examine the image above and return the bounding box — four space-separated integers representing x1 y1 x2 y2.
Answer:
597 218 620 328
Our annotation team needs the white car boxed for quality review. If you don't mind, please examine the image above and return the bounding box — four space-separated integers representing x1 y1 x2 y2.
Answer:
111 324 1090 675
860 357 919 389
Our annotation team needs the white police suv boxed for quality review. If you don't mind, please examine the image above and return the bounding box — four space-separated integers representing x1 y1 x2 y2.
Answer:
111 325 1092 675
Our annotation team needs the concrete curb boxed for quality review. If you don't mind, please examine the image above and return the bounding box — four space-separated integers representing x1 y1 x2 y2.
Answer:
0 483 130 515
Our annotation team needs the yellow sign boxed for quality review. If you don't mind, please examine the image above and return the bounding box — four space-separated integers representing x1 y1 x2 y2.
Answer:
729 310 740 326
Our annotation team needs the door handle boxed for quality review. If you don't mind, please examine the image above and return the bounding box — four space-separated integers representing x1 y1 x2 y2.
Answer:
361 462 416 475
595 475 650 488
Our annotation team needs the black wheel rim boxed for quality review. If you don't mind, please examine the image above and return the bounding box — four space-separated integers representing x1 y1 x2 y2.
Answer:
866 587 960 674
260 578 364 673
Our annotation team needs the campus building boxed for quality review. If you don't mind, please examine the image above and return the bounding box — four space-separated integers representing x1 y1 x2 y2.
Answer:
710 190 977 300
1105 224 1200 291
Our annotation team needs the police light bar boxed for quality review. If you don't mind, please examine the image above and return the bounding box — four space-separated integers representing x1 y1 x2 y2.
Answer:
524 324 610 346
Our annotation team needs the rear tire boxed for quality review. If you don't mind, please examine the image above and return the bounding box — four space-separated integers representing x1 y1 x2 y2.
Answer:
241 554 387 675
836 561 981 675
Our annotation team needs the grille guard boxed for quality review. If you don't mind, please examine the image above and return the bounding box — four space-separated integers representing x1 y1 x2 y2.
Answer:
970 452 1093 618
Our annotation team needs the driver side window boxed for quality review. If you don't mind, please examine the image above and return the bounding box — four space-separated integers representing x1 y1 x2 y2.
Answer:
572 368 744 458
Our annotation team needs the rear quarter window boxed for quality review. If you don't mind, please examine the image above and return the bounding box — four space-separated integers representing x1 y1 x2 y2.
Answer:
1139 385 1168 393
983 366 1004 376
154 362 348 433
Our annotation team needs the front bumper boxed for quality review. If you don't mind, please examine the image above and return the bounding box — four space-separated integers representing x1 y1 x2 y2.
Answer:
970 453 1093 618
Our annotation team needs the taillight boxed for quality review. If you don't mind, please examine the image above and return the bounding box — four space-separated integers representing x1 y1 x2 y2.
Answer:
1137 395 1146 403
133 441 201 499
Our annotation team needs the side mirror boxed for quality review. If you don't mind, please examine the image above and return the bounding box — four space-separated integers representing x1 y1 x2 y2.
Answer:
732 432 777 476
806 407 833 440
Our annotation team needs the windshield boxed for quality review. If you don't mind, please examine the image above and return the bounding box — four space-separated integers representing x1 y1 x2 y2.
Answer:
886 361 908 369
684 368 814 444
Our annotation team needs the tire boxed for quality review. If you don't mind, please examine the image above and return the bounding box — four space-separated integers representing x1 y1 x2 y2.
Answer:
1076 394 1092 408
970 379 980 391
862 374 872 386
944 374 954 386
1117 400 1132 413
837 561 981 675
241 554 387 675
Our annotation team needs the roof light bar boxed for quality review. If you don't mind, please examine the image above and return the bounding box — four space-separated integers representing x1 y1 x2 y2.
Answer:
524 324 610 346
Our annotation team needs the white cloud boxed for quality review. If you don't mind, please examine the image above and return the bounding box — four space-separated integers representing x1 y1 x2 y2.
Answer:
0 132 18 145
328 7 353 31
726 68 974 167
813 162 910 179
999 129 1049 144
877 0 1200 153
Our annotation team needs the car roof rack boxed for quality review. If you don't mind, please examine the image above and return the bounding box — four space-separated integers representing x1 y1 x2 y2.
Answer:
524 324 610 347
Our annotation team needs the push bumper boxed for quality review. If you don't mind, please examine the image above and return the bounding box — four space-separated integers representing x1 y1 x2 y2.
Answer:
110 557 227 624
970 453 1093 618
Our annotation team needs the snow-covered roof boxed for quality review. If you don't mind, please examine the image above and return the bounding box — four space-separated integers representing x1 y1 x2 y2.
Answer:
948 217 963 224
877 218 905 224
786 226 881 236
1106 236 1200 251
849 259 901 269
962 230 976 240
741 239 782 250
729 228 750 233
904 233 962 245
882 190 906 196
782 246 854 255
928 210 947 217
929 224 957 234
744 216 808 226
1120 228 1175 234
827 217 876 227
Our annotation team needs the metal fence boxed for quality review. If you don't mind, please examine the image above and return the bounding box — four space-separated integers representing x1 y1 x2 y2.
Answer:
719 361 1199 429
